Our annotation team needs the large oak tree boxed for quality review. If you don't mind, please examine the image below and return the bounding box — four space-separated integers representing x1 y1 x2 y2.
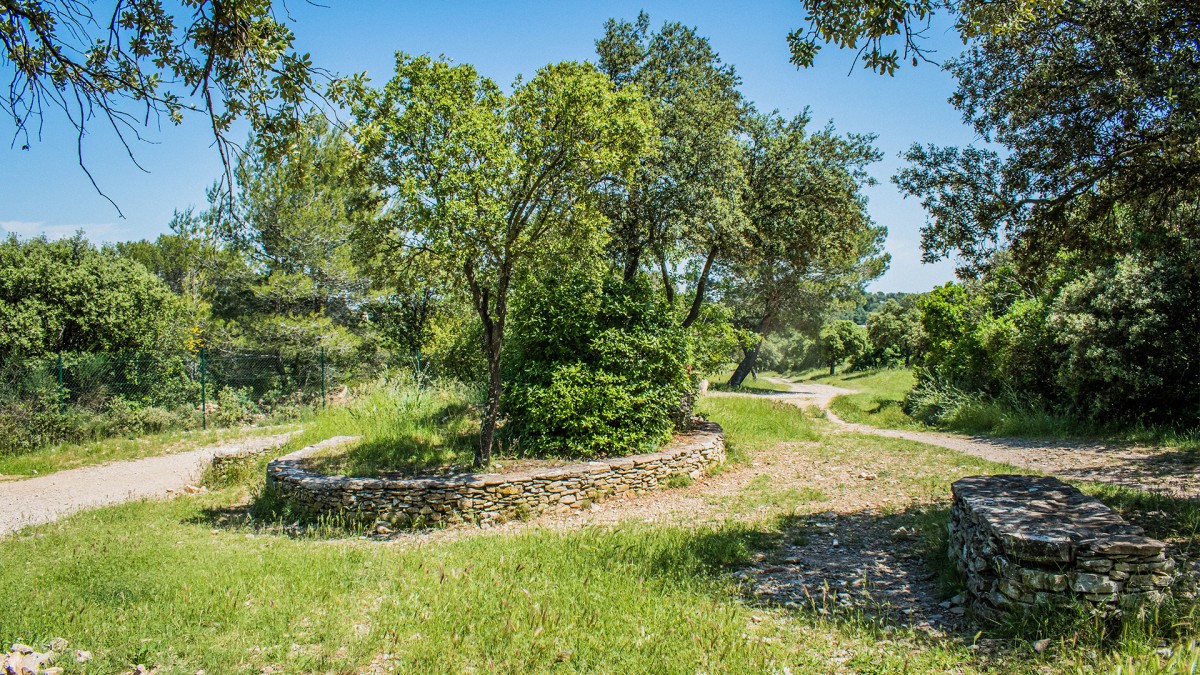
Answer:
595 13 747 327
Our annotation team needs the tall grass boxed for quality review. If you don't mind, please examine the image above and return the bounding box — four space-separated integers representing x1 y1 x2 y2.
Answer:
696 395 819 464
292 378 481 477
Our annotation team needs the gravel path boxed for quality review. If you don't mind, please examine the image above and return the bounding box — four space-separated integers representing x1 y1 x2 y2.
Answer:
759 377 1199 500
0 432 295 535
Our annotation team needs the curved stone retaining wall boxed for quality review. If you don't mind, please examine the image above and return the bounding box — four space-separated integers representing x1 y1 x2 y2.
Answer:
267 422 724 526
949 475 1173 619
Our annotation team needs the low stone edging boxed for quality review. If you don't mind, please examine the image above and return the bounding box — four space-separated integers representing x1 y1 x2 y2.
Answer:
266 422 724 526
949 474 1174 619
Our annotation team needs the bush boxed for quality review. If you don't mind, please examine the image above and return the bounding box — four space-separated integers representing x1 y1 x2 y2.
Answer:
97 398 177 436
902 378 983 427
209 386 261 428
503 273 694 458
1051 254 1200 424
911 252 1200 429
0 403 87 455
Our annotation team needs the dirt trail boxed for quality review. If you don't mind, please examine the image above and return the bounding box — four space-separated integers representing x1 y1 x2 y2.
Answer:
0 432 295 535
756 377 1199 500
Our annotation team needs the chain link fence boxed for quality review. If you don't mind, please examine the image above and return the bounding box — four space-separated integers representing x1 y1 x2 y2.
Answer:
0 349 338 455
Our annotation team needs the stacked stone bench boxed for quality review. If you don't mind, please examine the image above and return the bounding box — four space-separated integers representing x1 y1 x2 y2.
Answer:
949 475 1173 619
267 422 724 527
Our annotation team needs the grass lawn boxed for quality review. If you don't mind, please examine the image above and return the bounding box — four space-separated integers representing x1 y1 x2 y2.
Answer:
296 382 480 478
792 367 925 431
0 423 302 478
706 368 794 393
3 392 1196 674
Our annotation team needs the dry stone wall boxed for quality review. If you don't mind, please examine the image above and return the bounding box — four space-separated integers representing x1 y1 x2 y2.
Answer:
949 475 1174 619
267 422 724 527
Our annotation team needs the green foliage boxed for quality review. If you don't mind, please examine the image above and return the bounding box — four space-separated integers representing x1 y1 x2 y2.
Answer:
895 0 1199 274
915 282 992 391
0 235 188 358
754 330 824 373
203 117 383 381
351 52 655 464
909 252 1200 427
208 386 262 429
3 0 349 204
720 110 887 385
504 274 693 458
596 13 747 286
788 0 1061 74
819 320 868 375
847 291 916 324
1051 254 1200 424
860 298 924 369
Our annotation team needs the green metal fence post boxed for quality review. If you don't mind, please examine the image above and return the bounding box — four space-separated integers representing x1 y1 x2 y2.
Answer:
320 346 326 408
57 352 64 414
200 347 207 430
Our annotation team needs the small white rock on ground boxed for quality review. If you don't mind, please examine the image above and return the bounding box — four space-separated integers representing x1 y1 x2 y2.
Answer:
0 432 294 536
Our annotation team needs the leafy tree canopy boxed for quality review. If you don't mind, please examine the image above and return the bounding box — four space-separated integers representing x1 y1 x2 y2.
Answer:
0 234 186 358
819 319 867 375
789 0 1063 74
722 109 887 385
894 0 1200 275
595 12 748 318
350 53 655 464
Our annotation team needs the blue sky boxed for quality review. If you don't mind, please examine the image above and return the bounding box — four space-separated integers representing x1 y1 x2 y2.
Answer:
0 0 975 292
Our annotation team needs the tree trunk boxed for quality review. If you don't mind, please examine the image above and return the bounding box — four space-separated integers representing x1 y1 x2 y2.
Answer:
659 255 675 304
728 338 763 387
829 360 836 376
478 342 502 467
681 245 718 329
464 259 509 468
623 249 641 283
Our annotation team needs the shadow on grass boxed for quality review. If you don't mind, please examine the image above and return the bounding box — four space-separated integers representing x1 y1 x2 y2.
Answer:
717 505 969 634
709 381 789 394
305 401 479 478
1059 451 1200 504
676 493 1198 661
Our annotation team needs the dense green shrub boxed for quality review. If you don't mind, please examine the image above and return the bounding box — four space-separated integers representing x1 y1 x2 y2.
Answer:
503 273 694 458
0 235 189 359
1051 254 1200 424
209 386 262 428
910 252 1200 427
0 404 86 455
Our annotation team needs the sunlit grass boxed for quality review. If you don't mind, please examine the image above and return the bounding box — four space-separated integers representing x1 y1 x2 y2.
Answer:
3 381 1196 673
696 394 819 464
295 380 480 477
706 368 794 393
0 480 1002 674
0 424 301 478
792 367 924 431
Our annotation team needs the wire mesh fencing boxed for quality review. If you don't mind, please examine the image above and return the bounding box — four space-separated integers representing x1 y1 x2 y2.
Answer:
0 348 337 455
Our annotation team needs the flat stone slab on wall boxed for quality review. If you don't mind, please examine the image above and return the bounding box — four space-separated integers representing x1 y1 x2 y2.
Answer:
267 422 724 527
949 475 1173 618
